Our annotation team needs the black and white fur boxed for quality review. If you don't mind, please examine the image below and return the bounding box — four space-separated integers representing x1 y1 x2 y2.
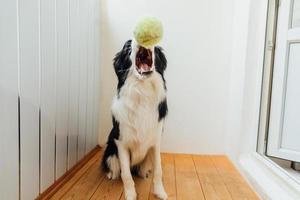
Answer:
102 39 168 200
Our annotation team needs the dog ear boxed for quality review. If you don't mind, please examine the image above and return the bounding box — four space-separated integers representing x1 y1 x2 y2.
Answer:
113 40 132 91
113 40 132 75
154 46 167 75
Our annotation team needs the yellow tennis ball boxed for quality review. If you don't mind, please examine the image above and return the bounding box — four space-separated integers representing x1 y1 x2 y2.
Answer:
133 17 163 48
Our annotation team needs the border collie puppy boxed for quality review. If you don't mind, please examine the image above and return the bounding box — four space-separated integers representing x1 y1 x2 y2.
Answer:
102 39 168 200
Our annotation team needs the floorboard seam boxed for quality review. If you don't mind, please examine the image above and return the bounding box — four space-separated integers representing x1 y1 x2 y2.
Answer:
173 154 178 200
58 153 101 199
191 155 207 200
88 172 106 200
209 156 235 200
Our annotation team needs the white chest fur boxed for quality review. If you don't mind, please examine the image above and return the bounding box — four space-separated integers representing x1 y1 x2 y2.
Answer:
111 71 166 165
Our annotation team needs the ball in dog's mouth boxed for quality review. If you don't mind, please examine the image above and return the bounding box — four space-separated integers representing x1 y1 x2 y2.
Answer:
135 46 153 76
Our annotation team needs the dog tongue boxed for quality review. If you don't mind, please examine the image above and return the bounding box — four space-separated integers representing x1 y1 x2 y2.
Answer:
139 63 151 73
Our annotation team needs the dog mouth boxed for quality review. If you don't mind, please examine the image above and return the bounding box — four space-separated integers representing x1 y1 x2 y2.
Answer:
135 46 153 76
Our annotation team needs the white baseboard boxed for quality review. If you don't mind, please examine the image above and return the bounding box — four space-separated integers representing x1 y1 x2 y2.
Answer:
237 153 300 200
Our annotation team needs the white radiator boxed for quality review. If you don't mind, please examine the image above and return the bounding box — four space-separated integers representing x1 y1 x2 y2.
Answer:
0 0 101 199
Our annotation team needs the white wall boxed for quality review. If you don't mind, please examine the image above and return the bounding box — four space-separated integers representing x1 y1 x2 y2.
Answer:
235 0 268 158
225 0 252 160
226 0 268 161
98 0 237 154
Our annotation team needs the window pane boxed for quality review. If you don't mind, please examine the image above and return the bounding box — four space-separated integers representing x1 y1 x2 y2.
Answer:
281 43 300 151
292 0 300 28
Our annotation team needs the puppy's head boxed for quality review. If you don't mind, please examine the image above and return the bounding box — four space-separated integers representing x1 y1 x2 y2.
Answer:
113 40 167 88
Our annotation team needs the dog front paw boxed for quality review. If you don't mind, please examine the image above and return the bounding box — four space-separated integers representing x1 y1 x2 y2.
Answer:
124 189 137 200
153 183 168 200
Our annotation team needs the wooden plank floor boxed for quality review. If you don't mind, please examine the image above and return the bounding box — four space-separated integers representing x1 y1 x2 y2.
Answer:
44 149 259 200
